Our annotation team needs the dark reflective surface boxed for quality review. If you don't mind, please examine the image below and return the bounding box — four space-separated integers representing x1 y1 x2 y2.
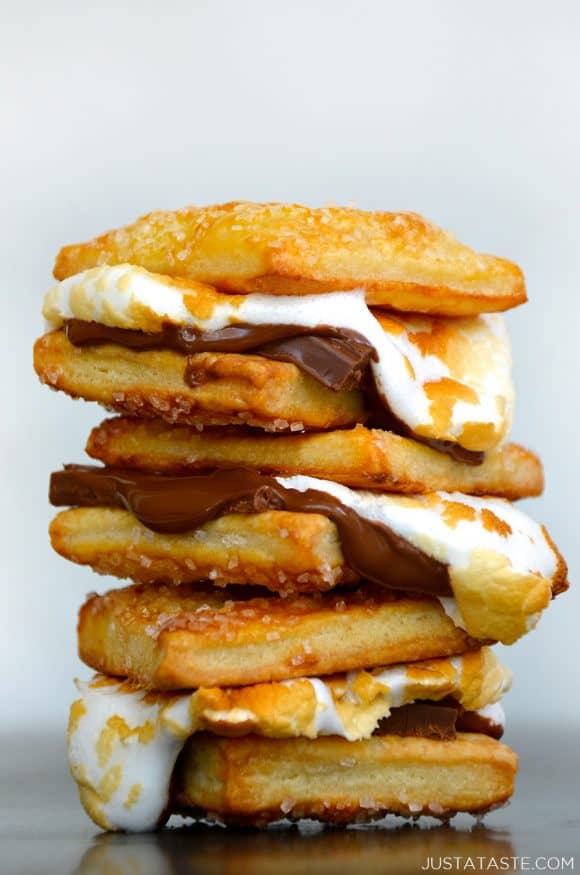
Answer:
1 726 578 875
74 826 517 875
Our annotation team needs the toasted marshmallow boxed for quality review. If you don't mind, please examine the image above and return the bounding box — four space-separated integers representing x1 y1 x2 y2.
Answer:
274 475 565 643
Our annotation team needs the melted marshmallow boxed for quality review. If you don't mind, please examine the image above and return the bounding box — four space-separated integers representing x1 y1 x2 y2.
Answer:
294 657 510 740
437 597 468 631
474 701 505 730
67 681 189 831
307 678 352 736
43 264 513 450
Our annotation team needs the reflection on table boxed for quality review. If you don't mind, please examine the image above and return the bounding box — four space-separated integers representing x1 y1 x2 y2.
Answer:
74 820 515 875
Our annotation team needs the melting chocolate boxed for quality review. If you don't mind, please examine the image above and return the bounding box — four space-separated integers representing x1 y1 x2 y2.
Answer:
236 334 374 393
64 319 483 464
65 320 374 393
455 708 504 740
49 465 452 597
377 699 503 740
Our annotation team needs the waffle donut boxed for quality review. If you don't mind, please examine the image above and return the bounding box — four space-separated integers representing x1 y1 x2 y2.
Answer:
34 329 364 433
171 733 518 828
76 582 480 689
69 716 517 831
52 202 526 315
67 648 512 831
87 417 544 500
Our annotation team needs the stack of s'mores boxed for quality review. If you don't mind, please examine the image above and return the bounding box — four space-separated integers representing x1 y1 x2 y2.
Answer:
34 203 568 831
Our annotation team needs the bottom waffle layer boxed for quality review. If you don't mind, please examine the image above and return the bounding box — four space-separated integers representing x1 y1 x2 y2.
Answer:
172 733 518 827
72 728 517 831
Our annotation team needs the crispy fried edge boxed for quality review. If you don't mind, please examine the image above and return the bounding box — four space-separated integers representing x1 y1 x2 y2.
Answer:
54 203 526 315
87 417 544 500
50 506 352 594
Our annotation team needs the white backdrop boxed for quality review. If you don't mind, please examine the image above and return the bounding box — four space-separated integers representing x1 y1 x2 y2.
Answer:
1 0 578 730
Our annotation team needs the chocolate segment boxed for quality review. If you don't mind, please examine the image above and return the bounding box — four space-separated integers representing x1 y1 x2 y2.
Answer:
64 320 483 464
378 701 460 740
229 334 374 393
377 699 503 740
49 465 452 597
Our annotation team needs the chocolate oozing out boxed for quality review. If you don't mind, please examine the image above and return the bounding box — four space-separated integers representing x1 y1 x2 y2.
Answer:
65 319 374 393
49 465 452 597
377 699 503 740
64 320 484 465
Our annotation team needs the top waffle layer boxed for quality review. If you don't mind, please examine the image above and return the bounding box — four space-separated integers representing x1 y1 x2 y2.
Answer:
52 202 525 315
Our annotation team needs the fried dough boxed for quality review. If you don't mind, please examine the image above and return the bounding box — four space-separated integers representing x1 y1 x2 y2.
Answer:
51 506 353 592
171 733 518 826
68 657 511 831
53 202 526 315
87 417 544 499
76 582 480 688
34 330 364 431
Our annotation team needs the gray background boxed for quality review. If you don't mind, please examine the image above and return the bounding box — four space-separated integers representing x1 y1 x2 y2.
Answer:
1 0 578 731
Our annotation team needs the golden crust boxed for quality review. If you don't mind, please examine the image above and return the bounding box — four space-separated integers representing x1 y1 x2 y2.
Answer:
33 330 364 432
50 506 352 593
53 202 526 315
172 733 518 825
449 539 568 645
77 582 480 688
88 416 544 500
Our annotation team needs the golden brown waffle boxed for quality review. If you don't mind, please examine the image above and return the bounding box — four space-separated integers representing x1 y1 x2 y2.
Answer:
53 202 525 315
76 582 481 688
171 733 518 826
88 417 544 499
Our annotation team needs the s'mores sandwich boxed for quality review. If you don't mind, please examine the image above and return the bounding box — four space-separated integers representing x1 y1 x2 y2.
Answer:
69 648 514 830
34 203 568 831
